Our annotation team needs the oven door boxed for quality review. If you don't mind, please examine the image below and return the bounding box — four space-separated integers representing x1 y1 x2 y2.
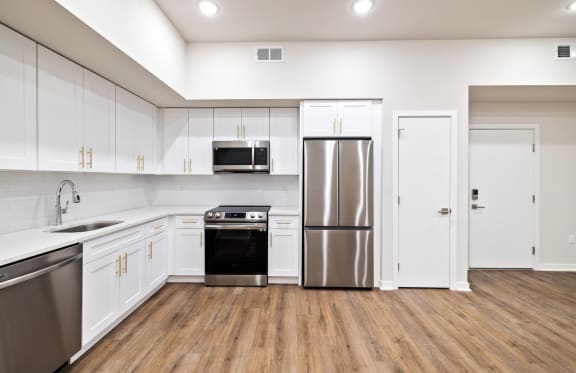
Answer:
205 224 268 275
213 141 253 172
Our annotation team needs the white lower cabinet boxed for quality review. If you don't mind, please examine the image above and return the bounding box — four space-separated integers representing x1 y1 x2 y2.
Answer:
268 215 299 280
173 226 204 276
82 221 168 347
146 231 169 290
82 251 120 345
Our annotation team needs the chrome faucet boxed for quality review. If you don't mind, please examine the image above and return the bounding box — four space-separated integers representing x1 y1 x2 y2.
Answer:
55 180 81 226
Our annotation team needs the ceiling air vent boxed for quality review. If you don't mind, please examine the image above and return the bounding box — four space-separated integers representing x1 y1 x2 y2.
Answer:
556 44 572 60
256 47 284 63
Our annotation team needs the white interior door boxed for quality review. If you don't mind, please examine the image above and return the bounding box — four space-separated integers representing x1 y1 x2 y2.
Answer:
398 116 451 288
469 129 535 268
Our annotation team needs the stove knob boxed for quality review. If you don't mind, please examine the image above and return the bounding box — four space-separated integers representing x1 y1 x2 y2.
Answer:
207 212 213 218
258 214 264 218
250 213 256 219
215 213 221 218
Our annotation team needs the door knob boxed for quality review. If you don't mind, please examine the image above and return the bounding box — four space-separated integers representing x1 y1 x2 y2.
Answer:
437 208 451 215
471 204 485 210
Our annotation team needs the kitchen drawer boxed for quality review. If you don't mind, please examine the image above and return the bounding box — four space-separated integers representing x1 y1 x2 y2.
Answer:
269 216 299 229
146 218 168 236
175 215 204 229
83 225 146 264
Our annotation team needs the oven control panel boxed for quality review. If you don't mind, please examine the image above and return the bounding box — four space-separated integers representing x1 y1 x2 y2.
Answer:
205 207 268 223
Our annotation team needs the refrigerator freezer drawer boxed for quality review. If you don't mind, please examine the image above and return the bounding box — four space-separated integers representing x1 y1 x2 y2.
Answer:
304 229 373 288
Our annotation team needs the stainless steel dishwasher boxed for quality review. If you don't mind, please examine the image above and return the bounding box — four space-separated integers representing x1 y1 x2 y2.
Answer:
0 243 83 373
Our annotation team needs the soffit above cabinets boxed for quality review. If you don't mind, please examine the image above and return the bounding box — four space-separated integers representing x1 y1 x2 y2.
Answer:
470 85 576 103
155 0 576 42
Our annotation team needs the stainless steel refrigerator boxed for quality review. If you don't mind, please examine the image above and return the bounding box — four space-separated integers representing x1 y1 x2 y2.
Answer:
303 139 373 288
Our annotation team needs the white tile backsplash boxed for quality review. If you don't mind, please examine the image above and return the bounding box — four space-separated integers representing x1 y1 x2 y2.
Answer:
0 171 299 235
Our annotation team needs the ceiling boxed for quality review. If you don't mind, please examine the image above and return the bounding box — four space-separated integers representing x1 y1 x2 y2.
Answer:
155 0 576 42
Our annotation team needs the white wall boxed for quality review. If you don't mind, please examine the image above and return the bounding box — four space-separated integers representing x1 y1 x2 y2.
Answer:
470 102 576 269
54 0 187 96
0 171 150 234
186 39 576 286
149 175 299 207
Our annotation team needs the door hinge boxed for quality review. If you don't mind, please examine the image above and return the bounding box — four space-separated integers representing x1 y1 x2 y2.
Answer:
532 246 536 255
532 195 536 203
532 144 535 152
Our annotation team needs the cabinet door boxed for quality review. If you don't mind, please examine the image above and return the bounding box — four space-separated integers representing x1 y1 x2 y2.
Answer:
83 69 115 173
173 229 204 276
214 108 241 141
0 26 37 170
189 108 214 175
302 102 338 138
139 99 156 174
119 240 146 314
83 252 120 345
146 231 169 290
163 108 189 174
242 108 269 140
37 46 83 171
338 101 372 137
115 87 139 173
270 108 298 175
269 229 298 277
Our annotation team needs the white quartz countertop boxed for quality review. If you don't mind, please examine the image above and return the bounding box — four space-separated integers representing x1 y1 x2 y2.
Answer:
269 207 299 216
0 206 212 267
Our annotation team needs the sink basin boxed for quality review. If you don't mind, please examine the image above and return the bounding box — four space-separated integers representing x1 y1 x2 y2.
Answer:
49 220 124 233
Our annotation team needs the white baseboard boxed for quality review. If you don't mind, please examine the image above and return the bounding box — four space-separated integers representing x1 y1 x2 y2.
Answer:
379 280 396 291
452 281 471 292
536 264 576 272
269 276 299 285
167 275 204 283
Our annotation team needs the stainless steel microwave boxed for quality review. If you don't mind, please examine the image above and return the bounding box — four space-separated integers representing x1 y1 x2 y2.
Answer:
212 141 270 173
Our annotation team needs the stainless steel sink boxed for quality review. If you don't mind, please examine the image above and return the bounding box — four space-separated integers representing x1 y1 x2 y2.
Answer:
48 220 124 233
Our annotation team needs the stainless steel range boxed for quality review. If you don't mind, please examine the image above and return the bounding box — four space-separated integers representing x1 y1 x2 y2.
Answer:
204 205 271 286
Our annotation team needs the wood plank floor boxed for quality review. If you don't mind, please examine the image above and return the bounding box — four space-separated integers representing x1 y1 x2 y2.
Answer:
70 271 576 372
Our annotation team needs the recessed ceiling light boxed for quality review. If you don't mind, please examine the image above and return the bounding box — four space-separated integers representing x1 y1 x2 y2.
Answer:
353 0 374 14
568 1 576 11
198 0 219 16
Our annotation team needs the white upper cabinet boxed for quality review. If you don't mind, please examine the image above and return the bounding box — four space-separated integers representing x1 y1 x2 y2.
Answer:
338 101 373 137
302 101 372 138
242 108 270 140
163 108 189 174
116 87 156 174
163 108 213 175
188 108 214 175
213 108 241 141
37 46 83 171
302 102 338 137
83 69 115 173
139 100 156 174
0 26 37 170
214 108 269 141
270 108 298 175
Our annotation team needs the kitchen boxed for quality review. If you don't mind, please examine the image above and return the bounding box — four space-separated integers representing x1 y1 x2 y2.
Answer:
1 0 576 372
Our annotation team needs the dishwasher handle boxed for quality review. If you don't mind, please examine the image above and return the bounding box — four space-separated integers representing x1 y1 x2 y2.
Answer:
0 252 83 290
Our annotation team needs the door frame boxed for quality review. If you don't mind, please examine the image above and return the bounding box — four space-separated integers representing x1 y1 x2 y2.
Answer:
392 111 458 290
468 124 540 269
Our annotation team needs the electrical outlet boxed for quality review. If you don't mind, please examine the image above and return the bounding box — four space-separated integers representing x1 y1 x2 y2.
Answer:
569 234 576 245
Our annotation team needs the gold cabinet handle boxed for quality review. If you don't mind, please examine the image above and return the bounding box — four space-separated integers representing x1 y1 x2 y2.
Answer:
116 256 121 277
332 119 336 135
242 125 246 139
87 147 93 169
274 221 293 224
124 253 128 274
269 233 272 248
237 124 240 139
181 220 198 224
184 158 187 173
271 158 274 173
137 156 140 171
200 234 203 248
79 146 85 169
339 118 343 135
142 156 145 171
148 241 153 259
188 159 192 173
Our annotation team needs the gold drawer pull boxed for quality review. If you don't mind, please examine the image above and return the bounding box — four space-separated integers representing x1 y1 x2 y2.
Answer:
274 221 293 224
148 241 153 259
181 220 198 224
124 253 128 273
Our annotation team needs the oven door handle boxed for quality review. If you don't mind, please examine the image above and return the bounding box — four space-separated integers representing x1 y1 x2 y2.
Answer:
205 224 267 231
